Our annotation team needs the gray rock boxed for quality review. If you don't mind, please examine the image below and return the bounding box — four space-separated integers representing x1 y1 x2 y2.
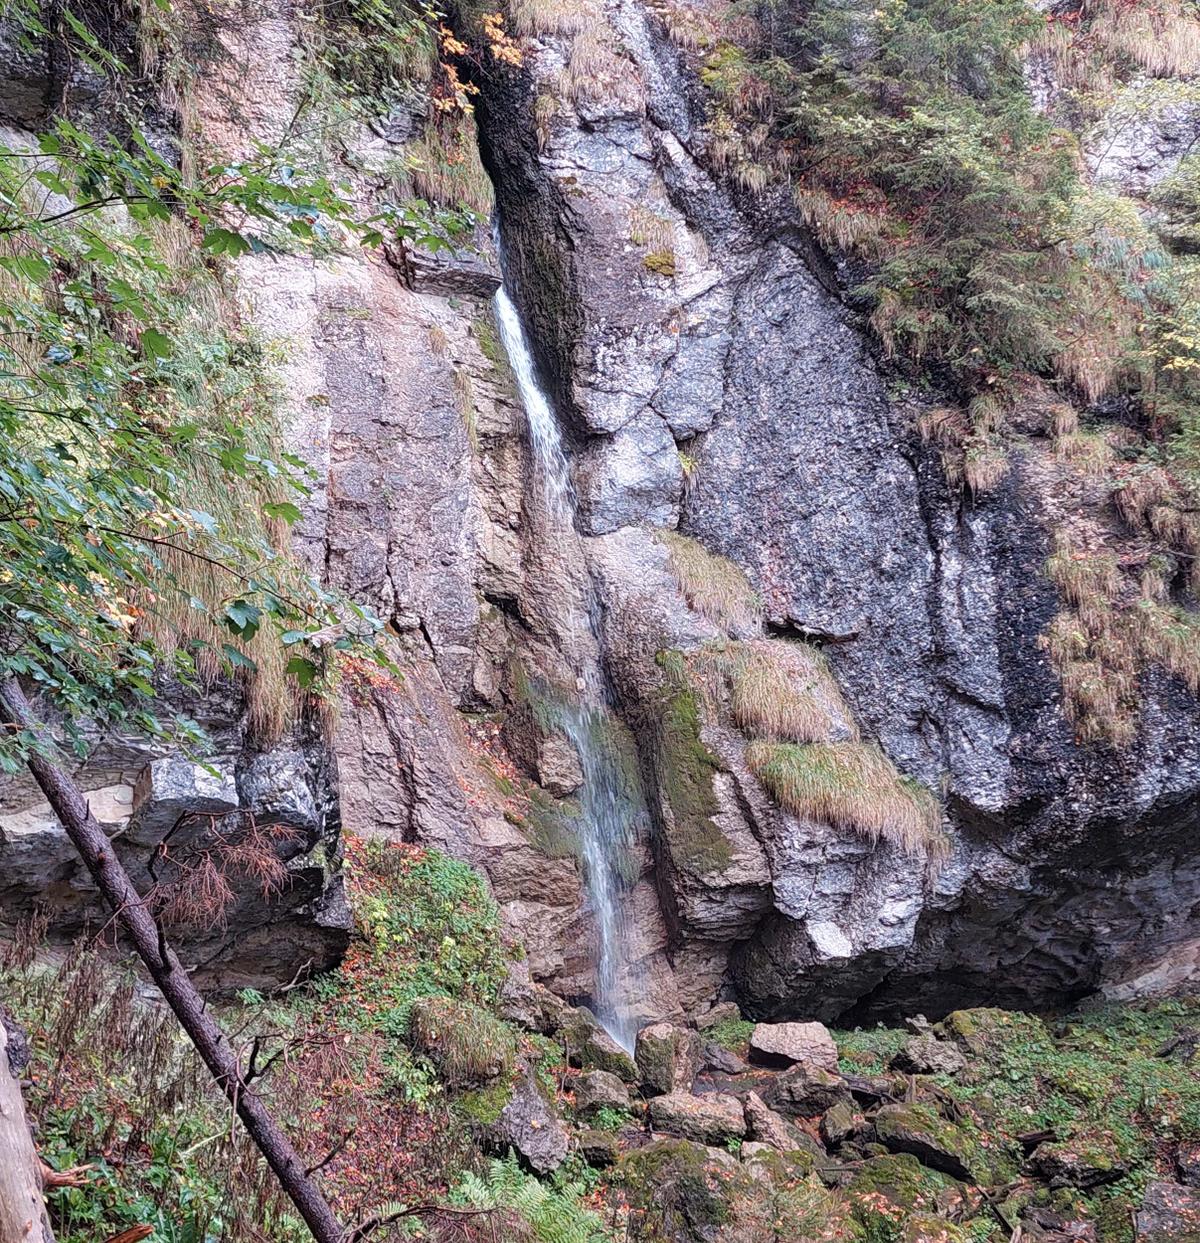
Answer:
1135 1180 1200 1243
768 1063 852 1117
648 1091 746 1144
873 1103 980 1181
743 1091 821 1155
749 1021 839 1071
701 1041 749 1075
635 1022 702 1096
891 1034 967 1076
537 734 583 798
128 757 239 845
494 1065 570 1174
574 1070 630 1115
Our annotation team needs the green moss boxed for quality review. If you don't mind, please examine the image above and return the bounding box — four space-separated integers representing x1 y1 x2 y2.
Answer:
563 1008 638 1080
705 1016 756 1056
643 248 677 277
847 1153 954 1213
654 651 734 875
620 1139 734 1235
455 1073 516 1126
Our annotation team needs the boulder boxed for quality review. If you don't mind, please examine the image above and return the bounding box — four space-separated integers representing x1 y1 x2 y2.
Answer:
749 1021 839 1071
1136 1180 1200 1243
891 1034 967 1076
873 1103 980 1181
635 1022 702 1096
1030 1138 1125 1189
574 1069 630 1115
768 1063 852 1117
576 1128 619 1166
820 1100 861 1147
648 1091 747 1145
492 1064 569 1174
700 1040 749 1075
497 961 570 1034
619 1138 741 1243
563 1007 638 1081
743 1090 822 1156
1179 1140 1200 1187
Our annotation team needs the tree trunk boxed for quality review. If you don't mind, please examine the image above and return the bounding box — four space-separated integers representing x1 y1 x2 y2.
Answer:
0 679 346 1243
0 1022 55 1243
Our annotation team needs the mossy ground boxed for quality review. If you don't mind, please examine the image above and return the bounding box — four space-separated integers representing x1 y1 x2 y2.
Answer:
838 1000 1200 1242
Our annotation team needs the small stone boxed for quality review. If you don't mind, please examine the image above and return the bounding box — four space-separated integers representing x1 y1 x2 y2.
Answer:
576 1128 619 1167
635 1022 702 1096
1136 1180 1200 1243
743 1090 821 1155
890 1033 967 1076
1031 1138 1125 1190
574 1069 630 1114
821 1100 860 1147
648 1091 747 1144
768 1063 851 1117
749 1021 839 1071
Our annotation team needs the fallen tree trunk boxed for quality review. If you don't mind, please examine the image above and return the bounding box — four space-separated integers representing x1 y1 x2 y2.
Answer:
0 678 345 1243
0 1021 55 1243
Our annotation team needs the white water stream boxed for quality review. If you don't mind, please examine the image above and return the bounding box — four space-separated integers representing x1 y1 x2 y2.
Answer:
493 269 640 1051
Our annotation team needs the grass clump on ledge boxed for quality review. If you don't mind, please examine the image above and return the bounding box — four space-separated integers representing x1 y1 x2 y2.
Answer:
409 995 517 1086
746 740 945 857
702 639 856 744
657 529 761 635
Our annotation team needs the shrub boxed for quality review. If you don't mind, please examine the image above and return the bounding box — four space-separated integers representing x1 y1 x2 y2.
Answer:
746 740 945 856
657 530 761 635
409 996 517 1086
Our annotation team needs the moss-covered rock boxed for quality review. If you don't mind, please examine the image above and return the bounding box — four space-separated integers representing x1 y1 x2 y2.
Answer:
620 1138 740 1243
648 1090 746 1145
846 1153 958 1213
563 1006 638 1080
872 1103 981 1181
1031 1137 1126 1189
635 1021 702 1096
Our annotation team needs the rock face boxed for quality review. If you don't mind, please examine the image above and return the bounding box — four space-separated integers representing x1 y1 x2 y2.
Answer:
635 1022 702 1096
493 1065 570 1174
474 0 1200 1023
5 0 1200 1028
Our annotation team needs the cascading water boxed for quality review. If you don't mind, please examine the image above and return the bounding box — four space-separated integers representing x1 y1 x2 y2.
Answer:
493 264 641 1051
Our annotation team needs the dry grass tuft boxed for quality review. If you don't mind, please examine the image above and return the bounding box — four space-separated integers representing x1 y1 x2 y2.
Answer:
697 639 856 744
407 119 494 214
793 187 893 256
963 436 1009 496
1053 428 1116 477
1088 0 1200 76
658 530 762 635
746 739 946 857
562 27 640 106
509 0 591 36
408 996 517 1087
1113 466 1175 530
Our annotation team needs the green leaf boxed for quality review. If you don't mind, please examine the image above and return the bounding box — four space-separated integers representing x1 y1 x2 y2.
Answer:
263 500 302 524
140 328 174 360
201 227 252 257
222 644 258 670
0 254 51 282
223 599 262 640
285 656 318 688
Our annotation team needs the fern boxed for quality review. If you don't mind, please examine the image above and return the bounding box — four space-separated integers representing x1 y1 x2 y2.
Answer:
450 1157 611 1243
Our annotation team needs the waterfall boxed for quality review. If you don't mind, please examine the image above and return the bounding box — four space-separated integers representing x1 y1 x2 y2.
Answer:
492 265 640 1052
